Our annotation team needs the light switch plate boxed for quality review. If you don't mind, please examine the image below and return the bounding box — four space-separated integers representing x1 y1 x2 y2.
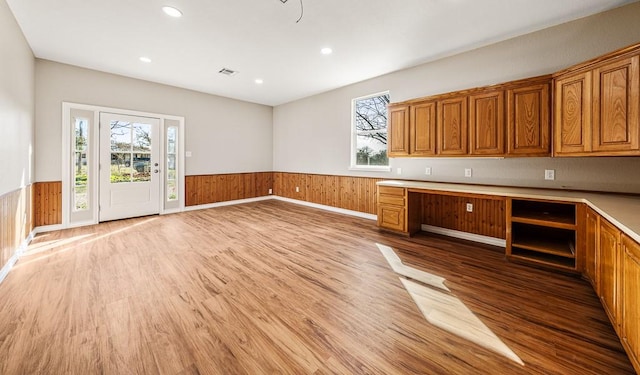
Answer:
185 151 192 157
397 168 402 175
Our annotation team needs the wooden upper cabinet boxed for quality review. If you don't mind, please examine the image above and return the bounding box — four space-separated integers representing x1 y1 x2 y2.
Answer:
387 104 410 157
507 80 550 156
410 101 437 156
592 55 640 153
554 71 592 155
469 90 504 155
554 44 640 156
599 218 621 331
622 235 640 372
437 96 468 156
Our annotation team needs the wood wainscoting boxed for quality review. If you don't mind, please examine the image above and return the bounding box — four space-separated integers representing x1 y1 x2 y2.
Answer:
34 181 62 227
0 185 33 268
421 192 506 239
273 172 382 215
185 172 274 206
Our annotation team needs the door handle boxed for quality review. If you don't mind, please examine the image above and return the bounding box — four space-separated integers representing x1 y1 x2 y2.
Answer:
154 169 160 174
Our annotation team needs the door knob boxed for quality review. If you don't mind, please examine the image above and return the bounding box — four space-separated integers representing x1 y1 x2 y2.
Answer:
154 169 159 174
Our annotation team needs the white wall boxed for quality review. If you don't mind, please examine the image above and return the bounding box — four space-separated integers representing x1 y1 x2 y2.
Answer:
35 60 273 182
273 2 640 194
0 0 34 195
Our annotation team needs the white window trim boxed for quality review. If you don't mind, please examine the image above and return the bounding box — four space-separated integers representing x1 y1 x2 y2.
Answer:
350 90 391 171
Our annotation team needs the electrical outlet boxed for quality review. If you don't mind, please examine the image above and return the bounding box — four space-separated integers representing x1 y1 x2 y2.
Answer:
466 203 473 212
295 186 300 193
268 188 272 194
545 169 555 180
425 167 432 175
464 168 472 178
397 168 402 175
185 151 192 157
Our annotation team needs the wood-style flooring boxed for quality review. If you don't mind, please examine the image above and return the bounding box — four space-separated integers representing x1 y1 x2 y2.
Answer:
0 200 634 374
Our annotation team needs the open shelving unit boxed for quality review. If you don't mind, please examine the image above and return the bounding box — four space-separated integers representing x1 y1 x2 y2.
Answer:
507 198 578 271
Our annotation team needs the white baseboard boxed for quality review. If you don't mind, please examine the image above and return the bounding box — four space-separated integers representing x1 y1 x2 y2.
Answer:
182 196 274 212
272 196 377 221
0 229 36 284
421 224 506 248
33 224 65 234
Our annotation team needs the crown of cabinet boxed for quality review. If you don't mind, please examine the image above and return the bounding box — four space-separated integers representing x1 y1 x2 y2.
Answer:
387 75 552 158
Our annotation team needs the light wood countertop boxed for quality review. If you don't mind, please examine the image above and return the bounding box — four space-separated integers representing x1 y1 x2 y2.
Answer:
377 180 640 243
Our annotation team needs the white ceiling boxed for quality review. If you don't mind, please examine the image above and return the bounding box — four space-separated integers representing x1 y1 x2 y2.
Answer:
6 0 637 106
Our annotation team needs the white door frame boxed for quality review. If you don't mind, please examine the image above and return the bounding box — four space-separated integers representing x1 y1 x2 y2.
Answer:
62 102 185 228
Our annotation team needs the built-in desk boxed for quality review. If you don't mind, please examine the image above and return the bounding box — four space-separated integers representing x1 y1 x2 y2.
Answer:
376 180 640 373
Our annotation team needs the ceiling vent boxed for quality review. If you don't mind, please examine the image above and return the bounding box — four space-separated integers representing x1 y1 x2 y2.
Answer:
218 68 238 76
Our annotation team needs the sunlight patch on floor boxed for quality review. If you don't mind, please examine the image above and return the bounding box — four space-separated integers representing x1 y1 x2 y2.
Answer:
376 243 524 366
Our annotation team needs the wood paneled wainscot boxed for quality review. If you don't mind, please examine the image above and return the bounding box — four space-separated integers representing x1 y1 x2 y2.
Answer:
554 43 640 156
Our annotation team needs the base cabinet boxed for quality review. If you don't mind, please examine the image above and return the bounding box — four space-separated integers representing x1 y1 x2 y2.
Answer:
585 207 599 290
377 186 407 233
622 235 640 373
599 218 622 331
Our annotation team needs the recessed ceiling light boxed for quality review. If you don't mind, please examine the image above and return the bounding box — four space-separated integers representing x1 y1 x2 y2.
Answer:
162 6 183 17
139 57 152 63
321 47 333 55
255 79 264 84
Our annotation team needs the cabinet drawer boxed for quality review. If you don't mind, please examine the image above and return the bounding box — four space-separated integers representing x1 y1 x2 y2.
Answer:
378 204 406 232
378 186 405 197
379 194 405 206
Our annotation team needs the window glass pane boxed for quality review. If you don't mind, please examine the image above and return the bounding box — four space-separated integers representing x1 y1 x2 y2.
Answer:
167 154 176 180
353 93 389 166
75 119 88 151
74 152 87 186
167 127 176 154
73 118 89 211
132 154 151 182
167 180 177 201
110 121 132 151
74 186 88 211
110 153 131 183
133 123 152 152
356 135 388 166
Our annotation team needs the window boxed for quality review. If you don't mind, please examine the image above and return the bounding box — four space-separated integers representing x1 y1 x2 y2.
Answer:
351 91 390 169
73 118 89 211
166 126 178 201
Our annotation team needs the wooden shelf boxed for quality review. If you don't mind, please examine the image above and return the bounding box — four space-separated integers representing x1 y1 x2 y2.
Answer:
511 214 576 229
509 250 577 271
508 199 578 271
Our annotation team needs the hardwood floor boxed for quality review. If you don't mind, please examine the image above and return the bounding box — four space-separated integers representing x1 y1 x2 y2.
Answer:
0 200 634 374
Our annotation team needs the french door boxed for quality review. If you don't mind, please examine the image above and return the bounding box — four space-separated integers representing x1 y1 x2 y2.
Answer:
99 112 160 221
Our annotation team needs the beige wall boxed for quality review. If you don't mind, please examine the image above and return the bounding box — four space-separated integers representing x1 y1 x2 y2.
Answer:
273 2 640 194
0 0 34 195
35 60 273 182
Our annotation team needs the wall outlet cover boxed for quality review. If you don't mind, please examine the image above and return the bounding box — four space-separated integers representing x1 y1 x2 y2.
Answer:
397 168 402 175
466 203 473 212
425 167 432 175
545 169 555 180
464 168 472 178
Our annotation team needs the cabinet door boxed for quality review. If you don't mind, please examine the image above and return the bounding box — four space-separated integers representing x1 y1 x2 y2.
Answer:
437 96 468 155
507 82 550 155
469 90 505 155
554 71 592 155
388 105 410 157
599 218 621 330
592 55 640 153
585 207 599 290
622 235 640 371
410 101 437 156
378 205 406 232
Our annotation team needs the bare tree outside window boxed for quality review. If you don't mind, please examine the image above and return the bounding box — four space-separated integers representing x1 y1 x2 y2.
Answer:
353 92 389 167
